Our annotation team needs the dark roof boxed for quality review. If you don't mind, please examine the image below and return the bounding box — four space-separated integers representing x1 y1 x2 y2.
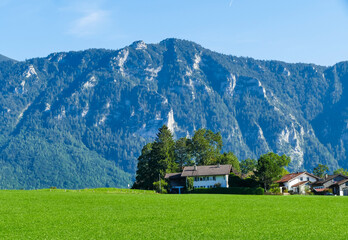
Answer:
333 178 348 186
314 174 348 185
277 172 319 183
292 181 309 187
164 173 182 179
181 164 232 177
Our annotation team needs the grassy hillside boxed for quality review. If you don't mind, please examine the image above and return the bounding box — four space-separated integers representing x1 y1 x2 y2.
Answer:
1 190 348 239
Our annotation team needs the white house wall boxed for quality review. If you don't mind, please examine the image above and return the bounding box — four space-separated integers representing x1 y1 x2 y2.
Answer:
193 175 228 188
285 173 317 190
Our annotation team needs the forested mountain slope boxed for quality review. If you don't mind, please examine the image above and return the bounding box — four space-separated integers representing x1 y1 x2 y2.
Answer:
0 39 347 189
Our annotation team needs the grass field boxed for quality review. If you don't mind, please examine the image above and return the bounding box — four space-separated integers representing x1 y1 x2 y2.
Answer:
1 189 348 239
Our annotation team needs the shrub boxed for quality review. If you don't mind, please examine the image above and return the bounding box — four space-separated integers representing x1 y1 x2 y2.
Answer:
186 177 194 192
229 173 260 188
269 183 280 194
153 180 168 194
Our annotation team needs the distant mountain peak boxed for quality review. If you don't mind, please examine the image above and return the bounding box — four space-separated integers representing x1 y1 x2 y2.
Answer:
0 54 17 62
0 39 347 189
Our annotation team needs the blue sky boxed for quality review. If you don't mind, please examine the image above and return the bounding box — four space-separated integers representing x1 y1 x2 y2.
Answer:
1 0 348 66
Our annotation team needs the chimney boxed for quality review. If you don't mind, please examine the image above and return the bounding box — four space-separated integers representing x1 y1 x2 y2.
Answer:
217 163 220 168
193 165 197 171
325 173 328 179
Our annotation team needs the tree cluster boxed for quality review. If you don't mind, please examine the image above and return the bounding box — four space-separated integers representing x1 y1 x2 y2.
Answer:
133 125 240 190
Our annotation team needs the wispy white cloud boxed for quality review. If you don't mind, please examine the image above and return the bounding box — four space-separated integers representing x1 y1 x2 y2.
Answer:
229 0 234 7
68 9 109 37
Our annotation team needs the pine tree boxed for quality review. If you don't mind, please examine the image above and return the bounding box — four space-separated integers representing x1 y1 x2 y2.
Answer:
149 125 176 180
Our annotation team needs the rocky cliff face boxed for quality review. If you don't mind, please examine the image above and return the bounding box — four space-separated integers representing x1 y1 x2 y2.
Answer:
0 39 347 189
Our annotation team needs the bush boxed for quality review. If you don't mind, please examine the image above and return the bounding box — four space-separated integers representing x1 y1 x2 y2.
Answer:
269 183 280 194
229 173 260 188
192 187 264 195
186 177 194 192
153 180 168 194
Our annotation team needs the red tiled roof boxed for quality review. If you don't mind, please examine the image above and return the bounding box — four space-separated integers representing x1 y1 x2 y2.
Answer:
292 181 309 187
277 172 319 183
313 188 329 192
277 172 304 183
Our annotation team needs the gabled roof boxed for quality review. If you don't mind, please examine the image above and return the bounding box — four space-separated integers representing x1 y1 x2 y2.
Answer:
164 173 183 179
314 174 348 185
277 172 319 183
181 164 232 177
333 178 348 186
292 181 309 187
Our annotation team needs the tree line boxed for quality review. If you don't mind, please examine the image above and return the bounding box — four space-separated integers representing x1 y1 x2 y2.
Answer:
133 125 348 192
132 125 240 190
133 125 292 191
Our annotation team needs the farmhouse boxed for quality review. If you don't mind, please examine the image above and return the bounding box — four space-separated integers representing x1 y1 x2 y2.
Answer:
165 164 233 193
311 174 348 196
277 172 319 194
181 164 232 188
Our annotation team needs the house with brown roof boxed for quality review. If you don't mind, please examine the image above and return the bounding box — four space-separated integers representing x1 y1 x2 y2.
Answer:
165 164 233 192
311 174 348 196
181 164 232 189
277 172 320 194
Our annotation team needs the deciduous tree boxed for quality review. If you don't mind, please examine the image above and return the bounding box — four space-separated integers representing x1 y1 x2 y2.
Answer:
313 164 329 178
255 152 291 191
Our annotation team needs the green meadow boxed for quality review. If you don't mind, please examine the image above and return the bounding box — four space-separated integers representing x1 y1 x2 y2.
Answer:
1 189 348 239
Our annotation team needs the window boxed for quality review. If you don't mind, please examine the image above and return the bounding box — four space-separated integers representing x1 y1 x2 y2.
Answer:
200 177 203 181
307 177 310 181
300 177 303 181
195 177 198 181
213 176 216 181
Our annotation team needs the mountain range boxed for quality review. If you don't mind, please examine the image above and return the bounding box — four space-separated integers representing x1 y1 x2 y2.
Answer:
0 39 347 189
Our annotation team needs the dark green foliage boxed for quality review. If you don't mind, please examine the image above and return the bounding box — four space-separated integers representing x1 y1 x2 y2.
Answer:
133 143 153 190
134 125 175 190
153 179 168 193
191 129 223 165
134 126 231 190
228 173 260 188
192 187 264 195
149 125 176 178
218 152 240 172
255 152 291 190
313 164 329 178
240 158 257 175
174 137 194 169
186 177 194 192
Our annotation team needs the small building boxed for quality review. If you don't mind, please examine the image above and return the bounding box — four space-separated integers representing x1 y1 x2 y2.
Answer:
181 164 232 189
277 172 319 194
312 174 348 196
164 173 186 194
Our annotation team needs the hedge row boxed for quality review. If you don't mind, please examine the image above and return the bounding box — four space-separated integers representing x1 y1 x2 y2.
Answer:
192 187 264 195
